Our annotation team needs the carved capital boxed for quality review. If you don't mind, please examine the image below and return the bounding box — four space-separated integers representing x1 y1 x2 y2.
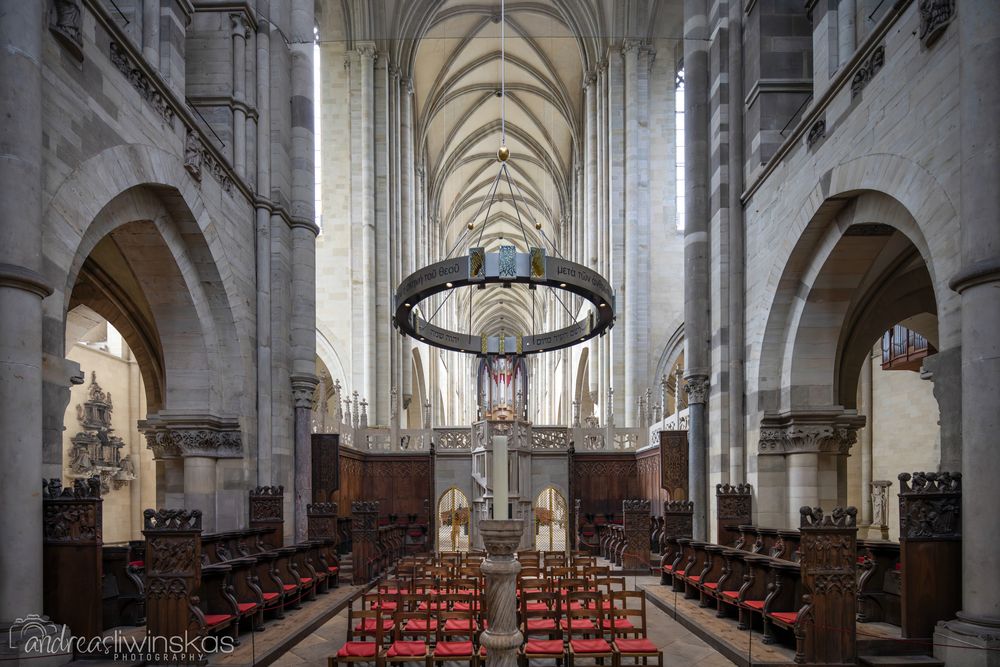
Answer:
758 409 865 455
356 42 377 60
621 38 642 56
139 413 243 459
230 12 249 38
291 373 320 409
683 375 709 405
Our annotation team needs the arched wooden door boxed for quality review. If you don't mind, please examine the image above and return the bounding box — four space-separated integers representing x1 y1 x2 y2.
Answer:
437 487 471 552
533 486 568 551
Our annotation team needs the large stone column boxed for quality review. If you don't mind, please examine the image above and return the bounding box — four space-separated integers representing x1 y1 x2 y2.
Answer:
255 0 273 486
289 0 319 543
0 0 52 642
683 0 711 540
607 47 626 419
400 77 414 413
357 43 377 407
936 2 1000 661
623 39 649 427
837 0 856 66
479 519 524 667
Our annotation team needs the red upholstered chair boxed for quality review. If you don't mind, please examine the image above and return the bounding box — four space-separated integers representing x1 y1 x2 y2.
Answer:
521 590 562 642
333 607 389 667
397 595 437 643
519 598 566 667
432 608 478 667
608 593 662 667
565 592 613 667
385 605 432 667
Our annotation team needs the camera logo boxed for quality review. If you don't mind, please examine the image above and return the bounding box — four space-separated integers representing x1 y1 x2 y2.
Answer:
7 614 68 655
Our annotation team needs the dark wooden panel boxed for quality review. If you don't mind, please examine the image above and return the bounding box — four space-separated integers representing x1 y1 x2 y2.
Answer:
328 449 365 516
637 447 669 514
572 454 640 519
659 430 688 499
311 433 339 502
364 454 432 521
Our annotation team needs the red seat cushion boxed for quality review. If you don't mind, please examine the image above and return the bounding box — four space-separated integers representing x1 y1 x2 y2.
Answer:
526 619 558 631
615 638 658 653
128 560 144 568
743 600 765 610
355 619 395 632
571 639 612 654
337 642 377 658
662 564 674 572
418 602 447 611
721 591 739 599
387 641 426 657
453 602 479 611
601 618 634 629
300 577 313 584
704 582 718 589
434 641 474 657
524 640 565 655
237 602 258 612
561 618 596 630
687 575 701 582
675 570 685 576
444 619 476 632
262 592 280 602
328 565 340 573
203 614 233 627
283 584 298 591
770 611 798 624
894 562 902 571
403 619 437 631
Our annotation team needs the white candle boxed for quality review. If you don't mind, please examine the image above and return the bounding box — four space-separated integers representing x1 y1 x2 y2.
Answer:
493 435 508 519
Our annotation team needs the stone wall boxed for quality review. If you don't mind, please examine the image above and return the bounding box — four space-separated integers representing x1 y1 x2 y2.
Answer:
739 1 961 529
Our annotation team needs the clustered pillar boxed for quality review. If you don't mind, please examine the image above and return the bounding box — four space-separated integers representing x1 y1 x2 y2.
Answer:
682 0 711 540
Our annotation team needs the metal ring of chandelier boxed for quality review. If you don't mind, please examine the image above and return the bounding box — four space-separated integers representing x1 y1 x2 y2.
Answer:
393 247 616 356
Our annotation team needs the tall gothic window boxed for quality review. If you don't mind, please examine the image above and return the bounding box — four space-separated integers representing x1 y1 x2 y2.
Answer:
675 68 685 231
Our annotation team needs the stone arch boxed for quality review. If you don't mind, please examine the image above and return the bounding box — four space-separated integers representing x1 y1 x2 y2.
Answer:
42 144 249 419
316 323 349 387
756 154 959 415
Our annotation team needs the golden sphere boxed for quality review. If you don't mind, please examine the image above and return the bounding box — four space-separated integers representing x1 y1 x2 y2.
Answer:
467 222 475 230
498 146 510 162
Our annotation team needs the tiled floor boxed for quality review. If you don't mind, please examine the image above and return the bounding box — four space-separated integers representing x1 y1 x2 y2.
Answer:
270 576 733 667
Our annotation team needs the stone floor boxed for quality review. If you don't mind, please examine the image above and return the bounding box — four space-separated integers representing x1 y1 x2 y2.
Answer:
268 573 733 667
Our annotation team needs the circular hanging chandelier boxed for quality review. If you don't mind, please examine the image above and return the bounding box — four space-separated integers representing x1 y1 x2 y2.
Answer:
392 0 616 356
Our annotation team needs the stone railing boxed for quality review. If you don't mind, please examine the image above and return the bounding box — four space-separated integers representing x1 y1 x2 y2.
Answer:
326 422 657 454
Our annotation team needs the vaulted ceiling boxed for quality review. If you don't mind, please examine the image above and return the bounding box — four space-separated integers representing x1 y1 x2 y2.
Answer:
322 0 673 338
